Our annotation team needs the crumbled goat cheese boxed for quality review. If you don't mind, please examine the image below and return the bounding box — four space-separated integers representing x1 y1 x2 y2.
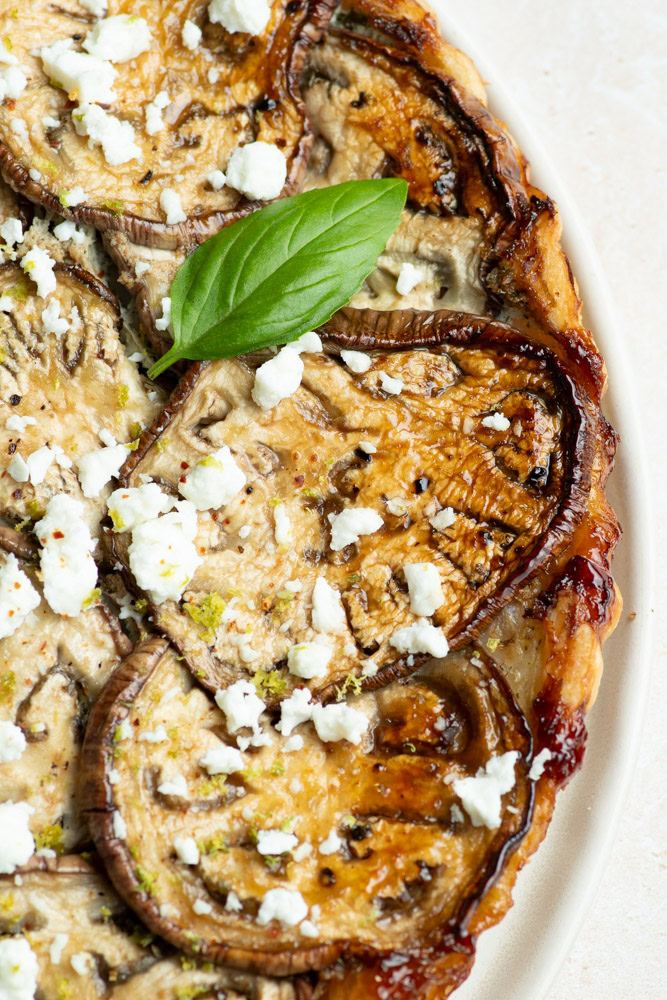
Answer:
256 829 298 855
138 725 168 743
70 952 93 975
73 103 141 166
0 296 13 312
9 119 28 139
273 502 292 546
145 90 170 136
35 495 97 617
311 576 347 633
23 446 56 485
481 411 510 432
83 15 152 63
311 703 369 745
49 933 69 965
453 751 520 829
287 641 332 679
225 890 242 912
429 507 456 531
450 803 465 824
112 811 127 839
257 888 308 928
0 67 27 101
238 524 251 539
276 687 313 736
60 186 87 207
0 554 40 640
283 734 304 752
329 507 383 551
178 446 246 511
157 774 188 797
0 801 35 874
78 439 128 498
0 39 17 65
40 38 117 105
300 920 319 938
358 440 376 454
395 261 423 295
252 346 303 410
21 246 56 298
80 0 108 15
135 260 151 276
0 218 23 246
182 19 203 49
154 295 172 331
193 898 212 915
404 562 444 617
174 835 200 865
160 189 186 225
108 483 175 532
225 141 287 201
318 829 343 855
287 330 322 353
378 371 403 395
6 454 28 483
0 936 38 1000
108 768 120 784
53 219 85 244
390 619 449 658
528 748 552 781
116 719 132 741
41 299 69 337
292 841 311 861
340 349 372 374
0 720 27 764
215 680 265 734
207 169 226 190
208 0 271 37
200 745 244 775
361 659 378 677
128 501 201 604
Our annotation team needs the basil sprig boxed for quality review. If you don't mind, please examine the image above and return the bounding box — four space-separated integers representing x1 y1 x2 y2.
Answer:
148 179 408 378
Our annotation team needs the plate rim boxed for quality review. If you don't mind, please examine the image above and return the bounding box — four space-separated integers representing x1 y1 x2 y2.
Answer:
424 3 654 997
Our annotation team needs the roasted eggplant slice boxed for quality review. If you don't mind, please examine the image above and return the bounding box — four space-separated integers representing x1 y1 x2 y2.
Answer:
0 0 335 248
0 855 298 999
0 255 159 536
111 319 593 699
82 637 533 975
0 531 129 852
302 15 606 399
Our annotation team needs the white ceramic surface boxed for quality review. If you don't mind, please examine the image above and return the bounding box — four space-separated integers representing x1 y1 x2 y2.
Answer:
421 3 657 998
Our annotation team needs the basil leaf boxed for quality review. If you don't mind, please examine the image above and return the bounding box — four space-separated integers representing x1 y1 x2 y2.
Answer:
148 179 407 377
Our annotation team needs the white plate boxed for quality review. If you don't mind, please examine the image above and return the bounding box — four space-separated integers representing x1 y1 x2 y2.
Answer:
423 4 654 998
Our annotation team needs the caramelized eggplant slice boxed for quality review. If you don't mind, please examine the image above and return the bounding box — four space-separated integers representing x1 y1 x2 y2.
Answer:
302 16 606 399
82 638 533 975
0 256 160 537
0 855 297 999
0 531 130 852
0 0 335 249
111 319 592 699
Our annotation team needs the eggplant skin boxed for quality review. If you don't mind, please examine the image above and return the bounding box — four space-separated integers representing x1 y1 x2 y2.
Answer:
0 0 337 249
82 637 533 977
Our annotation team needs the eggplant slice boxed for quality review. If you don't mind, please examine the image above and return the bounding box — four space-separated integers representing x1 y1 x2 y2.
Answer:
301 11 606 399
0 531 130 852
0 254 159 537
112 318 593 700
0 0 336 248
82 637 533 975
0 855 298 1000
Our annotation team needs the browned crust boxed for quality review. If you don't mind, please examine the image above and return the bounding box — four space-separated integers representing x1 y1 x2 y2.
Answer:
0 0 338 250
82 639 535 978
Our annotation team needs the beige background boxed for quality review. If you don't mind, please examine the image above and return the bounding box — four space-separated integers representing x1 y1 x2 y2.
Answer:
449 2 666 996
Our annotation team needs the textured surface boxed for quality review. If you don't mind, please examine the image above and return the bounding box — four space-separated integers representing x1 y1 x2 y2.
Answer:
450 1 666 997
